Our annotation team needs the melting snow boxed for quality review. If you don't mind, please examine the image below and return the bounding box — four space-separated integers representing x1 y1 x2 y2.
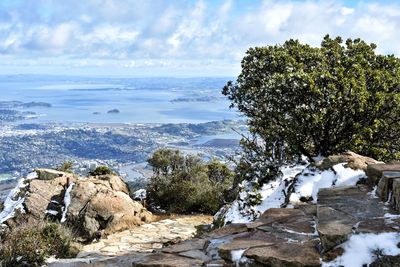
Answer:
322 232 400 267
61 182 75 223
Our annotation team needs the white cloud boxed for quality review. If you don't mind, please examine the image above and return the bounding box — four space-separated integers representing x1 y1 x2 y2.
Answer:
0 0 399 75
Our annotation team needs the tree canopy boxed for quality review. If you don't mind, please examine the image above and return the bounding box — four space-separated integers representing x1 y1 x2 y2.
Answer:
223 35 400 165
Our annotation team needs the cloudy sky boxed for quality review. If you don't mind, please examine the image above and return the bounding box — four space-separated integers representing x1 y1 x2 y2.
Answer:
0 0 399 76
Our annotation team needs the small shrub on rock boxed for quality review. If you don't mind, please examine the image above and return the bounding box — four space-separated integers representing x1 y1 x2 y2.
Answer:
0 222 77 266
88 165 114 176
56 161 73 173
146 148 234 214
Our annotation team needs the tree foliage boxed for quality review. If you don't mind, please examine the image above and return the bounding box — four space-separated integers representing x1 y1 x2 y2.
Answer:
223 35 400 169
146 148 234 214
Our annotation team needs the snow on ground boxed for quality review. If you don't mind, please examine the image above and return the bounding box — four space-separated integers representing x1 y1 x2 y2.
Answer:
218 162 367 224
322 232 400 267
290 163 365 203
61 182 75 223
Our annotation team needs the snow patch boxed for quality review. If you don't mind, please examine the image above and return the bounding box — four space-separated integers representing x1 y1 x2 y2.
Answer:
322 232 400 267
61 182 75 223
46 209 58 216
290 163 365 203
26 171 38 180
231 249 246 265
133 189 146 200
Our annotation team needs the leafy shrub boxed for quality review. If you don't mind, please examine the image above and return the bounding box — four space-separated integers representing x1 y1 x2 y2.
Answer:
146 148 234 214
56 161 73 173
88 165 114 176
0 222 78 266
223 35 400 184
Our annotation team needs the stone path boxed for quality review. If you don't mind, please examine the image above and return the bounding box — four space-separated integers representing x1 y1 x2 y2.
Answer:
77 215 213 258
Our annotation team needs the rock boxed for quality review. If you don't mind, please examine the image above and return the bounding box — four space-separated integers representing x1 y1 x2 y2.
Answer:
67 175 153 240
366 163 400 186
178 250 211 262
370 255 400 267
391 179 400 211
35 168 66 180
131 252 204 267
376 172 400 202
317 185 400 253
4 173 76 228
315 151 381 171
218 239 273 261
205 223 248 238
357 218 400 233
162 239 207 253
244 241 320 267
317 206 355 252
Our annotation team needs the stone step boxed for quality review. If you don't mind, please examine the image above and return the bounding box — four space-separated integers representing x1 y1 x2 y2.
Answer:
316 184 400 252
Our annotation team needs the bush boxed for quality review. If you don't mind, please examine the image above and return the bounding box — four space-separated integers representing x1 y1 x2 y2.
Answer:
0 222 78 266
88 165 114 176
56 161 73 173
146 148 234 214
223 35 400 183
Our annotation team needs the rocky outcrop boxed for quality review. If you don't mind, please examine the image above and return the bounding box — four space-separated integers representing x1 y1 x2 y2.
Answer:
2 169 153 241
66 174 153 240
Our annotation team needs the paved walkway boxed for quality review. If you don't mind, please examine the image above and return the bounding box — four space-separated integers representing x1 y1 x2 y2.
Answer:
77 215 213 258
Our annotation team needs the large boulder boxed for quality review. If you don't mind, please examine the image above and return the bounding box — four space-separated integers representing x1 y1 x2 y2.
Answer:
3 169 76 228
1 170 153 241
66 174 153 240
315 151 381 171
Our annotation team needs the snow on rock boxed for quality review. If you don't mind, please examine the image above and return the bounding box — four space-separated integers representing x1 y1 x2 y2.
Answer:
290 163 365 203
216 164 307 224
216 161 366 225
26 171 38 180
0 177 30 225
61 182 75 223
46 209 59 216
133 189 146 201
322 232 400 267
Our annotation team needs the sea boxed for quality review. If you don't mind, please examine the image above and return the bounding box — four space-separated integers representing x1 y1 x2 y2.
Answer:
0 75 238 124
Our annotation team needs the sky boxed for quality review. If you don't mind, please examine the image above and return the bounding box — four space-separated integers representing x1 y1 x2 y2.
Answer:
0 0 399 77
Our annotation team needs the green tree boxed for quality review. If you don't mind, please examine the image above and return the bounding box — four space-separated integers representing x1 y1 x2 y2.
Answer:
146 148 234 214
223 35 400 177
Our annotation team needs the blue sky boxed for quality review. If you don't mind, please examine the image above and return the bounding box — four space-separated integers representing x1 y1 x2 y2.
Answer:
0 0 399 77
